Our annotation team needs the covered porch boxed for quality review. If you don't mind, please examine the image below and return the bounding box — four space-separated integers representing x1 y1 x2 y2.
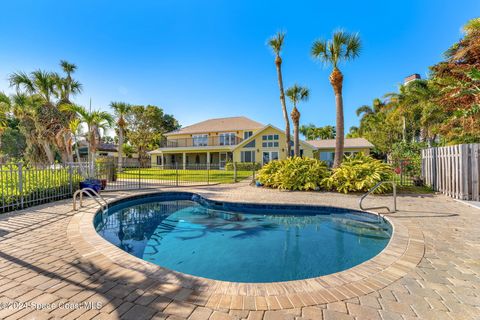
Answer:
153 151 233 169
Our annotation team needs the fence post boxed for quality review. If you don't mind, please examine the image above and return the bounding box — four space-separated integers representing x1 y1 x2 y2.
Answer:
18 163 24 209
176 163 179 187
138 164 141 189
233 162 237 183
207 164 210 185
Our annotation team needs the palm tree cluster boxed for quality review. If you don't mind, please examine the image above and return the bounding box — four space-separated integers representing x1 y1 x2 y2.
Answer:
299 124 336 140
268 30 361 165
349 17 480 158
5 61 83 163
0 61 179 167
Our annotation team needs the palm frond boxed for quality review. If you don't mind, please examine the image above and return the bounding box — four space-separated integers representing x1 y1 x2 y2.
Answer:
267 31 286 55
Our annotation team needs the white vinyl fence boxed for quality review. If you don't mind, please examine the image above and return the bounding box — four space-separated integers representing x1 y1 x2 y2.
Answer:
421 144 480 201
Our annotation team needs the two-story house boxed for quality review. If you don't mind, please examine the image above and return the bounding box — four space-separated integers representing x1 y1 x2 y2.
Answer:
149 116 374 168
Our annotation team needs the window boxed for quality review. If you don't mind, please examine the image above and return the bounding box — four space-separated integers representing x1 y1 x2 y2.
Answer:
240 151 255 163
156 155 162 165
220 132 236 145
244 131 253 139
244 140 256 148
195 155 200 164
193 134 208 146
261 134 279 148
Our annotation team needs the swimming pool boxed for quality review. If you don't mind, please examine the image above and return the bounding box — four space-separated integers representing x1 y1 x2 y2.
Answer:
94 192 392 283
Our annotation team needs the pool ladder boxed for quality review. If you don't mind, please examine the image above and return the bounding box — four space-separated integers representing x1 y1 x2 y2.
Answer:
73 188 108 212
359 181 397 213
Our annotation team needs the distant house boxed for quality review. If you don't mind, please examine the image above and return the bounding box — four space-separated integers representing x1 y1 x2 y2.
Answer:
306 138 374 166
77 142 139 160
149 116 316 168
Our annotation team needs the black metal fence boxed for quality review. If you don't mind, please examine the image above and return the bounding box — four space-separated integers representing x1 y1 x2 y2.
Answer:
95 162 258 191
388 159 419 186
0 161 258 213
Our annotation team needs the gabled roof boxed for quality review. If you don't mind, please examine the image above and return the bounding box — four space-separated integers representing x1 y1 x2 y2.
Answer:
305 138 374 149
165 116 264 136
234 124 316 150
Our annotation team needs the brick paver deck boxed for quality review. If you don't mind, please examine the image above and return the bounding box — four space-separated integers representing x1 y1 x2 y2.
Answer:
0 183 478 319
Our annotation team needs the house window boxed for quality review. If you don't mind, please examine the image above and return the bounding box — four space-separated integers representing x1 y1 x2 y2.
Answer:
220 132 236 145
240 151 255 163
261 134 279 148
156 155 162 165
193 134 208 146
244 140 255 148
244 131 253 139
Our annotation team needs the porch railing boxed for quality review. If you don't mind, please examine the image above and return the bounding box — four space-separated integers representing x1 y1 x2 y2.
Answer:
160 136 243 148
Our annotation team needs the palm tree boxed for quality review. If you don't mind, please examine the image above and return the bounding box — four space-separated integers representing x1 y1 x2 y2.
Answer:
110 102 131 171
61 104 113 164
286 85 310 156
268 31 292 157
312 30 361 167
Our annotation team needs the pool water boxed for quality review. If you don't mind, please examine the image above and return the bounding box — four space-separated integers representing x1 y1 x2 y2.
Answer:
94 194 392 283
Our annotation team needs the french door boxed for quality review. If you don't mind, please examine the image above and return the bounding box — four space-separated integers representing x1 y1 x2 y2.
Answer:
262 151 279 165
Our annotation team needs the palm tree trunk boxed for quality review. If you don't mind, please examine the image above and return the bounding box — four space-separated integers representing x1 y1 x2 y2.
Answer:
41 141 55 164
291 106 300 156
275 57 291 157
118 128 124 172
330 68 344 168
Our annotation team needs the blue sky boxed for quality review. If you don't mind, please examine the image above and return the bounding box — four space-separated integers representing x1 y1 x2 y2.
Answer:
0 0 478 135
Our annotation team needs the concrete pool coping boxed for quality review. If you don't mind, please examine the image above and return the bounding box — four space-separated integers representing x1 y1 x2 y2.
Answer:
66 190 425 311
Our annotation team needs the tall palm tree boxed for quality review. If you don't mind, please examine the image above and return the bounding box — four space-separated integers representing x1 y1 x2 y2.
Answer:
61 104 113 164
110 101 131 171
312 30 361 167
268 31 292 157
286 84 310 156
57 60 82 104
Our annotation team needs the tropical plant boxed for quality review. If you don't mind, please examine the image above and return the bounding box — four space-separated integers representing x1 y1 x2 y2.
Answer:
110 101 131 171
257 157 329 191
61 104 113 164
0 92 11 151
300 124 336 140
286 84 310 156
312 30 361 167
323 153 393 193
268 31 292 157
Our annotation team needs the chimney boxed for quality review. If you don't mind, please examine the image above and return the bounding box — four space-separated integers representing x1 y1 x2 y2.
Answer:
404 74 421 85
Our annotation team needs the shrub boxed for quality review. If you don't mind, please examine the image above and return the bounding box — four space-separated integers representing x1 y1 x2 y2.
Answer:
257 157 329 191
225 162 261 171
323 153 393 193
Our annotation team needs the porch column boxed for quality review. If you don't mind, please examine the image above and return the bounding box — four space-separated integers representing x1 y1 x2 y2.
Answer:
207 151 210 169
182 152 186 170
160 153 164 166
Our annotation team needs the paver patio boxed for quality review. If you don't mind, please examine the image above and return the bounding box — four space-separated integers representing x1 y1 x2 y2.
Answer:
0 182 478 319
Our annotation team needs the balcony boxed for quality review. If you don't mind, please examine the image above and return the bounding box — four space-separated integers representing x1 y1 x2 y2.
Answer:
160 136 244 148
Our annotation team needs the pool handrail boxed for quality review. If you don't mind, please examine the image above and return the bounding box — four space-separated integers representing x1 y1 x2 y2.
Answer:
73 188 108 212
359 181 397 213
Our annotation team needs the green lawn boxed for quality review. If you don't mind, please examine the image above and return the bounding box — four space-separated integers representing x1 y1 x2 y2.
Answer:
116 168 253 184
